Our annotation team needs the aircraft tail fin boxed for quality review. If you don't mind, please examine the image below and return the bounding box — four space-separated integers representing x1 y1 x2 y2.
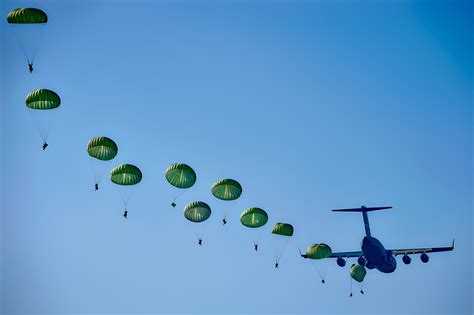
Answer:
332 206 392 212
331 206 392 237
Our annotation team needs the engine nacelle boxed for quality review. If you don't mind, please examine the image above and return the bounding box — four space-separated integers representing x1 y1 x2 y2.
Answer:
402 254 411 265
357 256 366 266
420 253 429 263
336 257 346 267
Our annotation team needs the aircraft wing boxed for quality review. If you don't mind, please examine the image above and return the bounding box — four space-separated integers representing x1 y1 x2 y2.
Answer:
328 251 363 258
390 240 454 256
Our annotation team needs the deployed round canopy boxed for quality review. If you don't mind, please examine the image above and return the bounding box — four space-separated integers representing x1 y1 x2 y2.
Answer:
350 264 367 282
240 207 268 228
87 137 118 161
110 164 142 185
306 243 332 259
165 163 196 189
7 8 47 24
26 89 60 110
184 201 211 223
271 223 294 236
211 179 242 201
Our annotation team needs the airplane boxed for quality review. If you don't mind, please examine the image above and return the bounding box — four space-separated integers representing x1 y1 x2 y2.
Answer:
300 206 454 273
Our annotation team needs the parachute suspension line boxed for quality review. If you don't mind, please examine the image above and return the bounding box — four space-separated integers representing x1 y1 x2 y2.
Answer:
90 159 112 186
42 123 52 143
274 244 279 263
123 188 137 206
26 109 48 144
194 217 210 244
88 158 99 185
29 25 44 64
274 252 282 265
201 216 211 238
195 232 202 241
113 185 136 213
312 262 327 284
221 198 241 222
28 105 59 145
273 240 281 264
42 107 60 143
257 225 266 244
171 189 186 207
12 28 31 65
275 237 291 265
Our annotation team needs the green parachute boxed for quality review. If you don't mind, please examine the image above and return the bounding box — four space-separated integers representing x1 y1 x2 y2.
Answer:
184 201 212 246
306 243 332 283
306 243 332 259
240 207 268 228
211 179 242 201
7 8 48 72
212 178 242 225
240 208 268 251
271 223 294 268
87 137 118 161
350 264 366 282
349 264 367 296
26 89 60 109
110 164 142 219
25 89 61 149
272 223 294 236
87 137 118 190
7 8 48 24
184 201 212 223
111 164 142 185
165 163 196 188
165 163 196 208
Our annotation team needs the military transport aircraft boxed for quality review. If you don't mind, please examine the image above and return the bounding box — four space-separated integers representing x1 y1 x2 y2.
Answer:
300 206 454 273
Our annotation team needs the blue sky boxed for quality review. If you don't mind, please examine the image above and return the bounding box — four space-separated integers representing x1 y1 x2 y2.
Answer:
0 0 472 314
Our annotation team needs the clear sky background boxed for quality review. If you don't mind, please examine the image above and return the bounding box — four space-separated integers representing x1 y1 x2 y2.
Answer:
0 0 472 314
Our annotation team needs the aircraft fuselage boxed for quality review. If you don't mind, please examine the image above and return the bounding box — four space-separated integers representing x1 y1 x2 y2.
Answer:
361 236 397 273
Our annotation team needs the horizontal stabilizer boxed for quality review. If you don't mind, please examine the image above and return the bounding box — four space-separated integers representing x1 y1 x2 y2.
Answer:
332 206 392 212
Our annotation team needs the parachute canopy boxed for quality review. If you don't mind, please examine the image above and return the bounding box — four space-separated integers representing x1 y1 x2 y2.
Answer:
7 8 47 24
110 164 142 185
272 223 294 236
211 179 242 201
26 89 60 110
350 264 367 282
165 163 196 189
240 207 268 228
87 137 118 161
184 201 211 223
306 243 332 259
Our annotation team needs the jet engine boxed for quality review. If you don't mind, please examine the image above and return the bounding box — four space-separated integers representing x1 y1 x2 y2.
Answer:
420 253 429 263
336 257 346 267
357 256 366 266
402 254 411 265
